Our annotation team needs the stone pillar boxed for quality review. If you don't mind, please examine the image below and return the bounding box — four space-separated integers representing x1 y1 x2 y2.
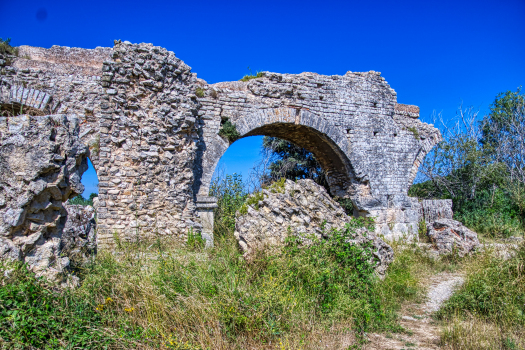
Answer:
195 196 218 247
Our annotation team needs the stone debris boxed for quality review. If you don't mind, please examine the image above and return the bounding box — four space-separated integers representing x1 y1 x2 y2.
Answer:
427 219 480 256
61 204 97 265
0 115 88 281
235 179 394 274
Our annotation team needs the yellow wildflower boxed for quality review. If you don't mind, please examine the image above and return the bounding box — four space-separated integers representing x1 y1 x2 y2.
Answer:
106 297 113 303
124 307 135 312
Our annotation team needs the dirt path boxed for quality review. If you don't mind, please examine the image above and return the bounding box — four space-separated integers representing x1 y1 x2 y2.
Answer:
364 272 464 350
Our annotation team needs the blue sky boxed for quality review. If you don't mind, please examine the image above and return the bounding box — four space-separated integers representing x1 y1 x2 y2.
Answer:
1 0 524 195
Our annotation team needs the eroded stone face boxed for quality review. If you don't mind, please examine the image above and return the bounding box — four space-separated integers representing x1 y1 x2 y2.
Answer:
61 204 97 265
1 41 442 249
0 115 88 280
235 179 394 274
427 219 480 257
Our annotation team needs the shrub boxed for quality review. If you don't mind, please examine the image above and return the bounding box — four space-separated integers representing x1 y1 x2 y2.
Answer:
68 193 98 206
240 72 264 82
0 262 132 349
218 119 241 143
195 87 205 98
0 37 18 56
210 173 248 234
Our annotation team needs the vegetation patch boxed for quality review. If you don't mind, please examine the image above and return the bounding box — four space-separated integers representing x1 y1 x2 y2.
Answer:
406 126 419 139
68 193 98 206
0 37 18 57
240 72 264 82
218 119 241 143
438 244 525 348
195 87 205 98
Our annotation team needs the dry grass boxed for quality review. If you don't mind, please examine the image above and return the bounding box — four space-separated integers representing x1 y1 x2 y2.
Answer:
440 316 524 350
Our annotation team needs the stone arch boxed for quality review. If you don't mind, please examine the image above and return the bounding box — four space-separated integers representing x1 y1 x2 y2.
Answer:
0 85 58 116
195 108 373 243
197 108 360 200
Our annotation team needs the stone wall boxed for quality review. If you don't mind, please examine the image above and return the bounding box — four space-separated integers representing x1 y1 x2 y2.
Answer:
0 41 442 250
0 115 88 279
419 199 453 223
195 72 441 239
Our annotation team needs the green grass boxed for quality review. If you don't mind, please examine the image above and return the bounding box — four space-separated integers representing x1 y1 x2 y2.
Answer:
240 72 264 82
0 221 432 349
438 243 525 349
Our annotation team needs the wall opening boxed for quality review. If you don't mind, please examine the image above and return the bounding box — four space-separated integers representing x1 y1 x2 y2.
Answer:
68 157 99 206
209 129 356 237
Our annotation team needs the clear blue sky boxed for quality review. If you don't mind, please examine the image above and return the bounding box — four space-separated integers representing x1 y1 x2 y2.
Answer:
1 0 524 195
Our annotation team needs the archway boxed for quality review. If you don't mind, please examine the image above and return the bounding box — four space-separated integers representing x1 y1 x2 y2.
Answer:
195 114 362 245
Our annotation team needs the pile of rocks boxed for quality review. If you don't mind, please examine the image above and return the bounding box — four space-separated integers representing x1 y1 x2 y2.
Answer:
234 179 394 275
427 219 480 257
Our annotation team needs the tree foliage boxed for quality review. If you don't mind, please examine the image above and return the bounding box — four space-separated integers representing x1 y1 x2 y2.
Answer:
410 88 525 237
261 137 330 192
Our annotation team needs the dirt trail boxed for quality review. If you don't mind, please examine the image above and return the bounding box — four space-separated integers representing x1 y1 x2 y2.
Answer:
364 272 464 350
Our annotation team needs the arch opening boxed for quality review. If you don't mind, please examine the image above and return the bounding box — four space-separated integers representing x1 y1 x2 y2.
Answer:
201 122 363 243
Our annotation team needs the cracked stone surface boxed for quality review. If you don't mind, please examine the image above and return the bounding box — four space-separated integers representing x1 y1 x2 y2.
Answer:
1 41 443 252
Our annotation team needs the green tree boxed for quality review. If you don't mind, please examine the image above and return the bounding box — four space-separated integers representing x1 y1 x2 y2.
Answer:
481 88 525 215
261 137 329 192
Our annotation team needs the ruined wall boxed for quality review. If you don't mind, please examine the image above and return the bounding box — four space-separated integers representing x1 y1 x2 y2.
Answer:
0 41 442 250
0 45 110 168
0 115 88 280
195 72 441 238
95 41 201 246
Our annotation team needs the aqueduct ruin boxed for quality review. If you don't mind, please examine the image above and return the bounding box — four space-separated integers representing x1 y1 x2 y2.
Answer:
0 41 441 259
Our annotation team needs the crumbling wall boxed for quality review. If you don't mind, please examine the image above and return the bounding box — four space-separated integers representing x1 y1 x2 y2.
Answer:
0 115 88 280
235 179 394 274
0 41 442 249
94 41 202 247
0 45 110 169
195 72 441 239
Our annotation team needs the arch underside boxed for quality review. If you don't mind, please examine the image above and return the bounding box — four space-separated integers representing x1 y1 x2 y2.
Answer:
244 123 357 199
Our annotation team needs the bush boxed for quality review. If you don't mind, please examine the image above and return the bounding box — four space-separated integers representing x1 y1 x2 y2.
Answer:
0 38 18 56
240 72 264 82
209 173 248 234
0 262 133 349
218 119 241 143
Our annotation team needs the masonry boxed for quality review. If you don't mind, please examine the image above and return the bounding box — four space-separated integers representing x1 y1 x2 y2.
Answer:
0 40 441 253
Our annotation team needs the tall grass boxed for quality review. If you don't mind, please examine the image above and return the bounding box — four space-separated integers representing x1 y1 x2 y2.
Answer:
438 243 525 349
0 222 435 349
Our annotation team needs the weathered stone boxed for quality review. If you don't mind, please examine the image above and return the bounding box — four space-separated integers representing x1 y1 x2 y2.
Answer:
419 199 453 223
1 40 443 252
0 115 88 280
235 179 394 274
61 204 97 264
427 219 480 256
